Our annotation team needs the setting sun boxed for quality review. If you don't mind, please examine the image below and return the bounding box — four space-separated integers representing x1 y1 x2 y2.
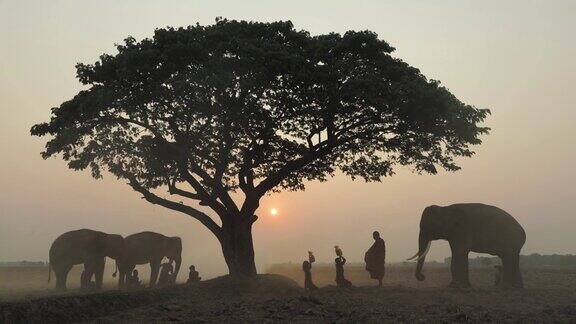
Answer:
270 208 278 216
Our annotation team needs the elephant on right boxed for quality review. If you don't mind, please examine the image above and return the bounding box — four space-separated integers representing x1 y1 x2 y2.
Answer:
408 203 526 288
117 231 182 288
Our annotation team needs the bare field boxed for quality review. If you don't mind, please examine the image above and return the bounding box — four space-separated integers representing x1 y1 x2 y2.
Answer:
0 264 155 301
2 265 576 323
268 263 576 290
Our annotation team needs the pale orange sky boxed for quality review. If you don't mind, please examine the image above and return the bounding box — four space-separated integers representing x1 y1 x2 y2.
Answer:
1 0 575 278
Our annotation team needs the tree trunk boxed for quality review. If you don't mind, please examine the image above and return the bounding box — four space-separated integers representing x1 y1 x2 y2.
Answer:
219 219 257 277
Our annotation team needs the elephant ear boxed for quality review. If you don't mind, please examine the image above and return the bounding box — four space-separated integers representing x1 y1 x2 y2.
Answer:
86 234 106 255
443 209 465 236
166 237 182 256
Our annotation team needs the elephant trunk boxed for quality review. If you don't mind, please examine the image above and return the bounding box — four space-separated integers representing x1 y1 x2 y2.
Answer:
414 233 431 281
112 260 118 278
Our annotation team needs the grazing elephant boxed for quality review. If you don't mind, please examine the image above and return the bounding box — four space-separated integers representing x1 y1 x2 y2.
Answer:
408 203 526 288
49 229 124 290
117 232 182 288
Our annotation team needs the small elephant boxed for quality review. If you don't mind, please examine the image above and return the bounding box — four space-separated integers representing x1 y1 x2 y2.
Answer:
117 231 182 288
408 203 526 288
49 229 124 290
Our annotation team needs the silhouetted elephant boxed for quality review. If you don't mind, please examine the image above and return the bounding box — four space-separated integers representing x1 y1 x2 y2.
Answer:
117 232 182 288
408 204 526 288
49 229 124 290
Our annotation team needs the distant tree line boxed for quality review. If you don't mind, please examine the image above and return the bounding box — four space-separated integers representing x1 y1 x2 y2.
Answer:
444 254 576 267
0 261 47 267
268 254 576 273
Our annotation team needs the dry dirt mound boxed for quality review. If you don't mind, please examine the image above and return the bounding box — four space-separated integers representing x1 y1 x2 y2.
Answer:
0 274 300 323
201 273 300 293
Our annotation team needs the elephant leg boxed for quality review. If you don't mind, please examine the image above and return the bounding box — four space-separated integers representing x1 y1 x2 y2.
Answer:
512 252 524 288
80 269 88 289
82 261 96 290
119 269 126 289
449 255 470 287
449 244 470 288
118 264 132 289
149 260 161 288
461 253 471 287
93 258 105 290
117 263 125 289
124 264 136 287
449 254 458 287
500 255 512 288
502 252 523 288
54 264 72 290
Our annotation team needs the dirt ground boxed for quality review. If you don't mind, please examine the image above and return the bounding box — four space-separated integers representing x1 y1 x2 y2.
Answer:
1 265 576 323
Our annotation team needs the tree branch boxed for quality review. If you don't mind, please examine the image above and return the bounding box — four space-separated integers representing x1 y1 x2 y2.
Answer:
167 179 203 200
101 116 239 217
176 161 231 217
98 116 166 140
125 173 222 238
255 131 374 194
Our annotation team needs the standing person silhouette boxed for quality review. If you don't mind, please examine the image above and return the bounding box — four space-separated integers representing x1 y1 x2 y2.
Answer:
365 231 386 287
158 262 174 287
303 251 318 290
334 246 352 288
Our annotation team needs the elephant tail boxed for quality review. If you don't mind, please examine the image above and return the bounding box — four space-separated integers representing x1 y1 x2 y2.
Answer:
47 261 51 283
112 260 118 278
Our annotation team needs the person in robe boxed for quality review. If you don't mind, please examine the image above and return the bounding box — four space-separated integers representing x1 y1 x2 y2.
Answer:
303 251 318 290
365 231 386 287
187 265 201 284
334 246 352 288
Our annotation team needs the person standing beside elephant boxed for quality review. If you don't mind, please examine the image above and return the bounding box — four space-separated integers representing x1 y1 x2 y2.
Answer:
365 231 386 287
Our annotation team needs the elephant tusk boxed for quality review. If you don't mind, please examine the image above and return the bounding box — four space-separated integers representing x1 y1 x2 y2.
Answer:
406 251 420 261
406 241 431 261
416 241 432 261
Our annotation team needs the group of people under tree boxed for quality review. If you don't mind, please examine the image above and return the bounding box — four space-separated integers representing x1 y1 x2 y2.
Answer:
80 261 202 291
303 231 386 289
124 263 201 289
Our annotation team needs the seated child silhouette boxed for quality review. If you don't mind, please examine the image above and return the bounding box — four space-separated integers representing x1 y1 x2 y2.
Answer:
187 265 201 284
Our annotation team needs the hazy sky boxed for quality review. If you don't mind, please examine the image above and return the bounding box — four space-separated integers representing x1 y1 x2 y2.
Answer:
1 0 575 278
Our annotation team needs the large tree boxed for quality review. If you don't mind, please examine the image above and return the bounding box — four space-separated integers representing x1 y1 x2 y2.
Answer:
31 19 489 277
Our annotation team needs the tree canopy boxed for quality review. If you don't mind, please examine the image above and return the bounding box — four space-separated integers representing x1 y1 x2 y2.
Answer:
31 18 489 275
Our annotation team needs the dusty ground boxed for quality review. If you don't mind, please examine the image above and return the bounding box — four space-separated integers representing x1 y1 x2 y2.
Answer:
1 265 576 323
